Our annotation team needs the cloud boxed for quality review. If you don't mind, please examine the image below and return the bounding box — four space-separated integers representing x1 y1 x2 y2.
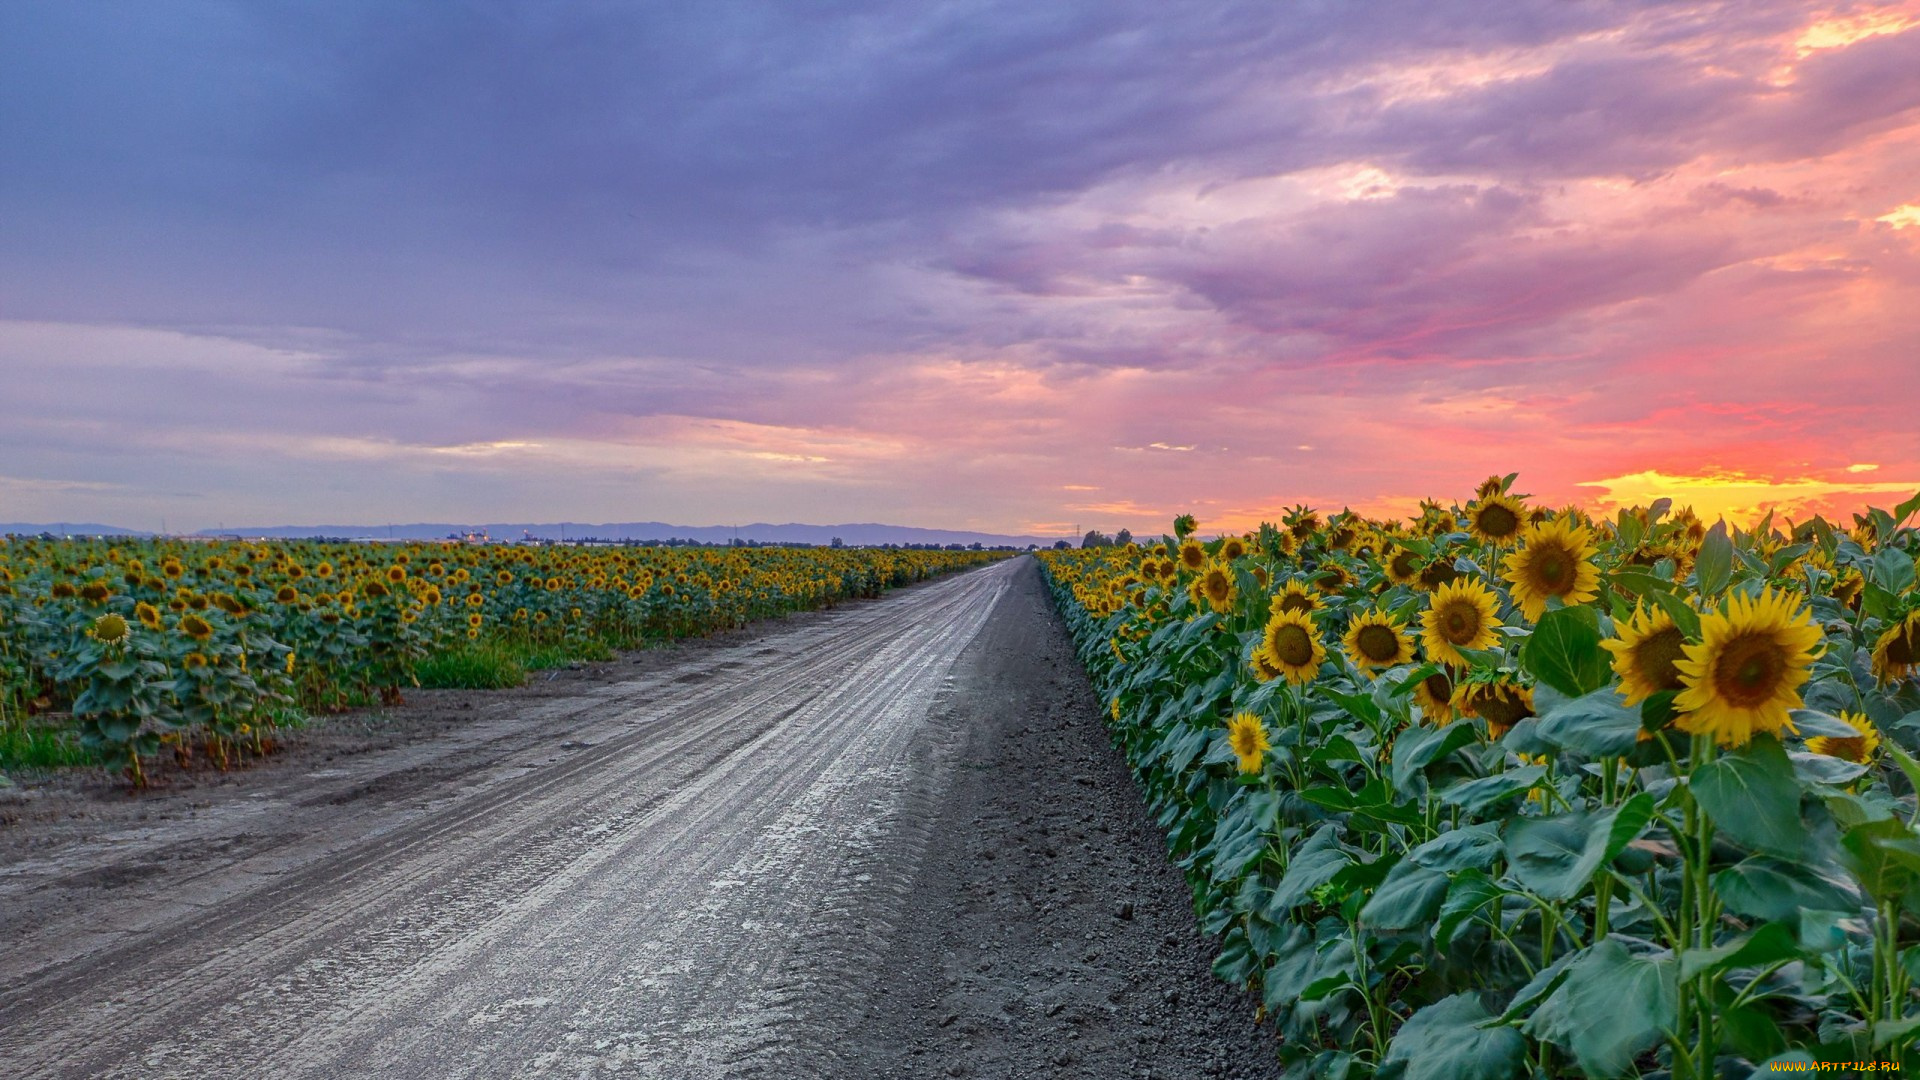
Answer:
1 1 1917 532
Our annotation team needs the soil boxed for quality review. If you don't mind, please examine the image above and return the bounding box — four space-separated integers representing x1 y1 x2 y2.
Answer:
0 557 1277 1079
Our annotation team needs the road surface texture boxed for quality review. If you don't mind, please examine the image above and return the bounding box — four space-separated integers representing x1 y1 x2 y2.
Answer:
0 556 1274 1079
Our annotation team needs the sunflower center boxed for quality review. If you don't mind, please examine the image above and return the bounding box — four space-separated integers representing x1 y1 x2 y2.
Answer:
1473 687 1534 730
1887 623 1918 667
1422 671 1453 702
1204 572 1231 601
1533 547 1569 590
1278 593 1315 614
1272 624 1314 667
1390 551 1417 577
1442 603 1479 643
1356 624 1400 663
1477 504 1519 538
1711 632 1787 708
1635 626 1688 691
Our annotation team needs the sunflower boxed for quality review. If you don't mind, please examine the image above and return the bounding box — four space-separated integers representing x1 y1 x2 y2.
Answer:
1198 560 1237 614
1178 540 1208 573
1806 711 1881 764
213 592 248 616
1220 536 1248 561
1414 553 1460 594
314 562 334 579
1501 516 1600 621
1453 676 1535 739
275 585 300 604
1420 578 1503 666
134 601 162 629
466 592 485 608
1831 567 1865 612
182 651 210 669
362 579 390 599
78 581 113 604
1270 580 1319 617
1226 712 1272 775
386 565 407 583
179 613 214 641
1314 563 1353 595
1288 511 1321 542
1601 603 1688 705
88 612 131 647
1249 647 1287 683
1467 494 1527 546
1384 546 1422 587
1872 611 1920 684
1412 668 1457 724
1475 475 1507 500
1342 609 1415 674
1672 586 1824 748
1257 608 1326 685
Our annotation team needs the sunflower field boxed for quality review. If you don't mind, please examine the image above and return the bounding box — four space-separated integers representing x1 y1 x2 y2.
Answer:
0 536 1001 785
1041 477 1920 1077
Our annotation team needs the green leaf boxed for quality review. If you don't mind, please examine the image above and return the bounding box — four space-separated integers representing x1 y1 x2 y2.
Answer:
1270 828 1350 913
1207 790 1282 883
1440 766 1546 815
1504 795 1652 901
1522 604 1611 698
1606 567 1672 598
1872 545 1917 595
1647 588 1701 640
1377 993 1526 1080
1535 687 1641 757
1895 490 1920 528
1409 824 1504 872
1434 869 1504 951
1843 817 1920 904
1691 738 1805 857
1873 1014 1920 1051
1695 521 1733 596
1390 722 1479 791
1360 860 1450 930
1678 921 1799 981
1790 708 1872 740
1524 940 1678 1078
1713 855 1858 922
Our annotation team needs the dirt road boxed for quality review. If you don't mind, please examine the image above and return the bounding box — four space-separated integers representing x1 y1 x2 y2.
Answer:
0 557 1273 1079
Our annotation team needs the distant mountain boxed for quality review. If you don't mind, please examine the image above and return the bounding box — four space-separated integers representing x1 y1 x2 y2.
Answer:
1 522 148 537
191 521 1059 548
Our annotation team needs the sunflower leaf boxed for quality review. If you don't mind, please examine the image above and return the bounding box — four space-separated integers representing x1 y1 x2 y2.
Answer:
1695 521 1734 596
1522 604 1610 697
1713 855 1857 922
1523 940 1677 1078
1536 687 1641 757
1376 993 1527 1080
1691 737 1806 857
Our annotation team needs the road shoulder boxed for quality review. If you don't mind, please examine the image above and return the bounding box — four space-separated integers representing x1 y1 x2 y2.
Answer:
847 557 1277 1080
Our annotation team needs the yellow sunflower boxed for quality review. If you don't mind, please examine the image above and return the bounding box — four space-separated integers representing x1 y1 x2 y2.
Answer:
1220 536 1248 561
1672 586 1824 747
1269 580 1319 617
1501 516 1600 621
1226 712 1272 775
1412 668 1457 724
88 612 131 647
1467 493 1527 546
1806 711 1881 764
1198 560 1238 614
1420 578 1503 666
1453 676 1535 740
1384 545 1422 587
1178 539 1208 572
1342 608 1415 674
179 613 214 641
1257 608 1326 685
1601 603 1689 705
1872 611 1920 684
134 601 162 630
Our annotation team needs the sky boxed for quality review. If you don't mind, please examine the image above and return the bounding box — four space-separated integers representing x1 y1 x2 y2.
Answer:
3 1 1918 537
